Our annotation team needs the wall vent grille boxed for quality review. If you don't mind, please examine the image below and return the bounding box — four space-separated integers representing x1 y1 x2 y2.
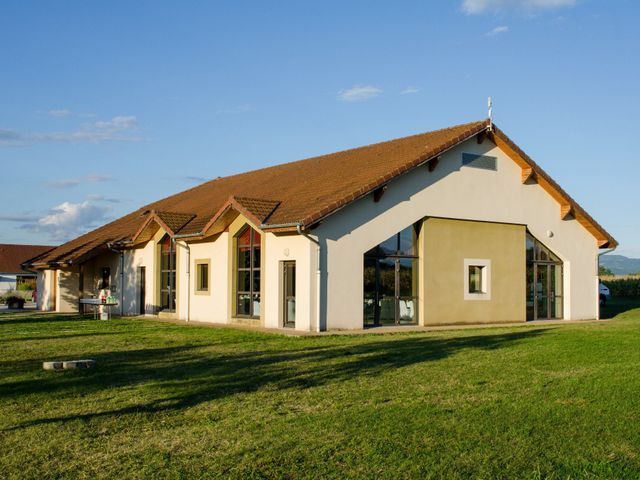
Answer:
462 153 497 171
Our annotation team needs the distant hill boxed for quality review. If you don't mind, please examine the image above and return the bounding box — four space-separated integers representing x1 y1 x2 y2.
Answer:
600 254 640 276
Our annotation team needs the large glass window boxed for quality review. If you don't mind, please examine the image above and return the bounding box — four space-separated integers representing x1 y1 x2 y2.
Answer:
526 233 563 321
363 225 419 326
236 226 261 317
159 235 176 311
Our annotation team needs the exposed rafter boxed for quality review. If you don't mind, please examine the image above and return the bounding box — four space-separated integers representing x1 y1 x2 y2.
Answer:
427 156 440 172
373 185 387 203
560 204 573 220
521 167 535 184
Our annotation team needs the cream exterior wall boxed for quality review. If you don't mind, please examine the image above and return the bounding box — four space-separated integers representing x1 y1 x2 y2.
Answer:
56 267 80 313
315 137 600 329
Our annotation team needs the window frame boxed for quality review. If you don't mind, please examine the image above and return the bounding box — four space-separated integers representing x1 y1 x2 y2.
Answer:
194 259 210 295
464 258 491 301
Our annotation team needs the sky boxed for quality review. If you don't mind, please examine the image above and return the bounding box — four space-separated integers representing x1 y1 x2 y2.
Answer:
1 0 639 256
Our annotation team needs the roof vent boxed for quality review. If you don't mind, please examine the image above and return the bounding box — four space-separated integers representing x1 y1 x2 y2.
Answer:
462 153 497 171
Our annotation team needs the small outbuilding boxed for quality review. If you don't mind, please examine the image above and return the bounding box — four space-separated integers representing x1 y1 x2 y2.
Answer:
0 244 54 294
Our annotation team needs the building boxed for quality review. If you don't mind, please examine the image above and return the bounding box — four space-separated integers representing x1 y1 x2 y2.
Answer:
25 120 616 330
0 244 54 294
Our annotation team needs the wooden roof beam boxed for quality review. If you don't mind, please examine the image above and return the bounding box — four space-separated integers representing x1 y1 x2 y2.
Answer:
521 167 535 184
427 156 440 173
373 185 388 203
560 204 573 220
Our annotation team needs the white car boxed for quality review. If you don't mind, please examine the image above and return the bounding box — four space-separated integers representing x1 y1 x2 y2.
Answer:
599 283 611 306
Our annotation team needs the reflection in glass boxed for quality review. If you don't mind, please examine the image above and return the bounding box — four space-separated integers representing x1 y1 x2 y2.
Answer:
526 233 563 321
236 226 261 317
363 224 419 326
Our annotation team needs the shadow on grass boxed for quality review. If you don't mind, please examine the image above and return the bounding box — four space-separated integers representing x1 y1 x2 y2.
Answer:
599 296 640 320
1 327 549 431
0 332 120 344
0 313 84 327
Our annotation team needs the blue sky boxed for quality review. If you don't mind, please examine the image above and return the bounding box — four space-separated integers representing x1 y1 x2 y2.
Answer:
1 0 639 256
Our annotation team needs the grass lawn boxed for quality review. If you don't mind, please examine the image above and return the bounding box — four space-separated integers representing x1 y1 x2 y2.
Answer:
2 300 640 479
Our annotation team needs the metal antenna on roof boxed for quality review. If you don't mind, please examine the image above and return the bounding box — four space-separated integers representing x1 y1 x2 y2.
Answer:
487 96 493 132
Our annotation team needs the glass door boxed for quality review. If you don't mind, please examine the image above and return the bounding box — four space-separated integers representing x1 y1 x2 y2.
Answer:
535 264 549 320
378 258 396 325
526 233 563 321
398 258 418 325
159 235 176 312
282 261 296 328
363 225 419 327
138 266 146 315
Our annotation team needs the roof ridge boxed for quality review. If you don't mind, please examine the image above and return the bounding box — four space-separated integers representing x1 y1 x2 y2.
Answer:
205 120 489 184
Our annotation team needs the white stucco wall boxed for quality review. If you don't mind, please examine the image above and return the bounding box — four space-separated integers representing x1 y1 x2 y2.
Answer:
36 269 55 311
315 137 601 329
264 232 315 331
178 233 230 324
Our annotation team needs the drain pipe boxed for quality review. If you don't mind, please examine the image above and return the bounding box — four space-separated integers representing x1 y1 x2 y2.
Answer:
597 246 617 320
175 239 191 322
106 242 125 316
296 224 322 332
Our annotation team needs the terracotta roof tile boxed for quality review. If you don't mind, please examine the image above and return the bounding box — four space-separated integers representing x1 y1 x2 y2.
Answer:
0 244 54 273
28 119 615 265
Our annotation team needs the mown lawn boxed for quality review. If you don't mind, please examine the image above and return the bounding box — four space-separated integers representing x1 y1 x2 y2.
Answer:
1 300 640 479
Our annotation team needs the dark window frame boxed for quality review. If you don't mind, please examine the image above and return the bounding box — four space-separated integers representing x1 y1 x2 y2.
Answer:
159 235 176 312
468 265 485 293
235 226 261 318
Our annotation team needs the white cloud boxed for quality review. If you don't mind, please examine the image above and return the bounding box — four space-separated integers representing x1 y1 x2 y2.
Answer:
485 25 510 36
45 109 73 118
0 115 143 146
0 214 39 223
216 104 254 114
338 85 383 102
86 194 122 204
21 201 112 242
462 0 577 14
400 86 420 95
47 173 114 189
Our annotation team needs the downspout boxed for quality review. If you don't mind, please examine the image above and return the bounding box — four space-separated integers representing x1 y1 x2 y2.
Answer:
106 242 125 316
176 239 191 322
597 246 617 320
296 224 322 332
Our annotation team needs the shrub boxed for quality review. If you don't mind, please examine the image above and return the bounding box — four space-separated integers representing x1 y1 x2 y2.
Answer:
601 277 640 297
16 282 34 292
0 290 32 303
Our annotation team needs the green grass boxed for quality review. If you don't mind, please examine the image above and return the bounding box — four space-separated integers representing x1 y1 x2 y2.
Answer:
2 299 640 479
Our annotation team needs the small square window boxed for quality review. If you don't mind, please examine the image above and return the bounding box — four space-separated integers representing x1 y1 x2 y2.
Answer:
464 259 491 300
195 261 210 294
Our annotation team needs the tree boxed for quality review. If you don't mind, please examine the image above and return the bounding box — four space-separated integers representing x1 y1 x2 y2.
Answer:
599 265 614 276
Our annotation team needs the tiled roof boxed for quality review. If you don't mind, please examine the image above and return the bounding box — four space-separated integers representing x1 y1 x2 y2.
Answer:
0 244 54 273
155 211 196 234
27 119 616 266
